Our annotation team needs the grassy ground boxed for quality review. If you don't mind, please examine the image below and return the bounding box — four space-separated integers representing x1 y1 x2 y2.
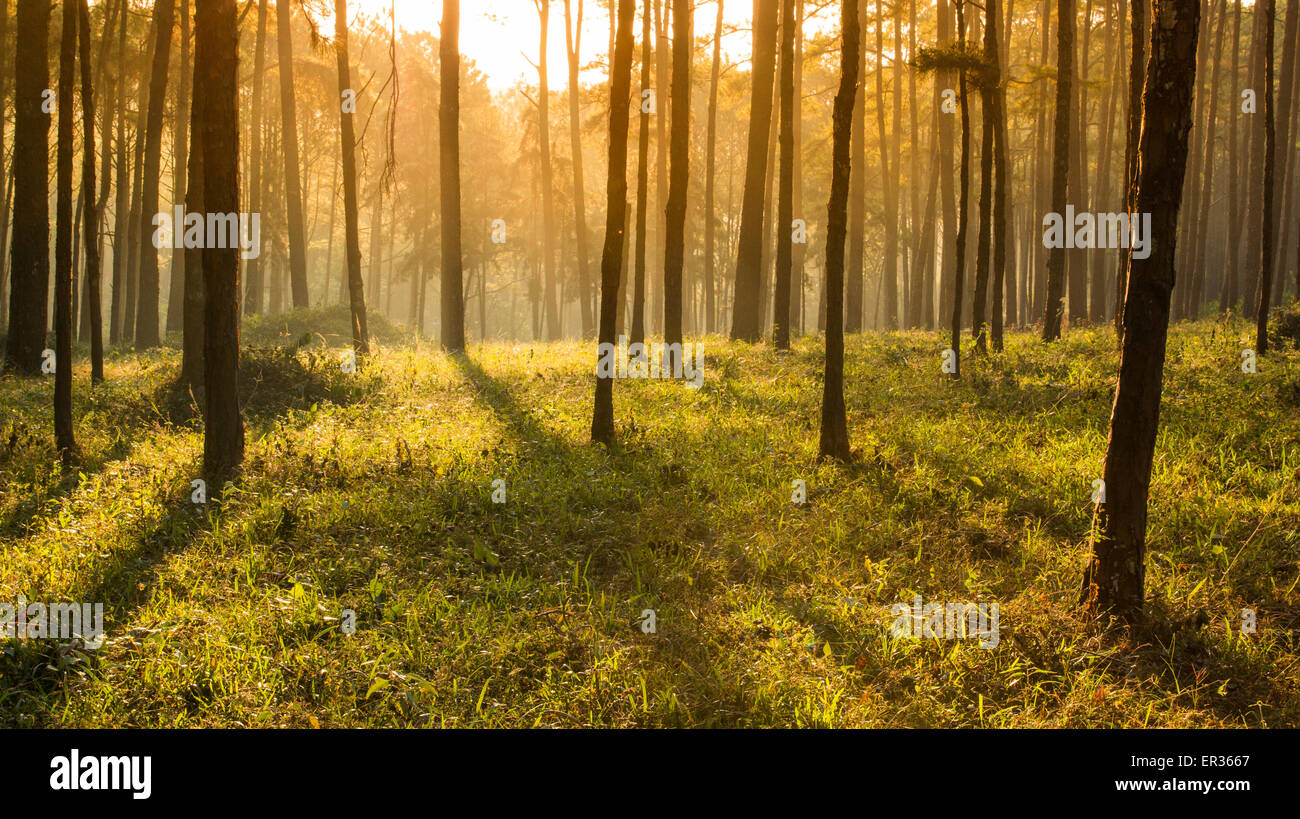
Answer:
2 307 1298 727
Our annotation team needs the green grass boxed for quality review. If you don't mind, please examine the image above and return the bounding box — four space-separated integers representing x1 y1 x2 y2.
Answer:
1 309 1298 727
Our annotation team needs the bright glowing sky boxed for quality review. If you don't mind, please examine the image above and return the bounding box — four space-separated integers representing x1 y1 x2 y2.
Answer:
353 0 822 92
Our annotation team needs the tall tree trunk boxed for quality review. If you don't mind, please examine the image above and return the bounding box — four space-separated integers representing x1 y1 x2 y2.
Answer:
1269 0 1298 292
54 0 77 460
820 0 859 462
441 0 465 351
1242 0 1266 316
774 0 795 348
334 0 368 355
989 0 1010 351
1221 0 1242 311
949 1 972 376
729 0 778 341
938 0 957 331
1189 0 1226 317
663 0 691 348
876 0 899 330
167 0 191 335
180 76 205 390
565 0 596 338
110 1 129 345
1043 0 1074 340
631 0 651 344
973 4 995 353
592 0 636 446
1116 0 1147 334
1082 0 1201 621
134 0 175 348
244 0 268 315
277 0 309 309
536 0 560 339
78 0 104 384
4 0 51 375
197 0 245 481
1256 0 1277 351
703 0 723 335
0 1 9 325
846 0 865 332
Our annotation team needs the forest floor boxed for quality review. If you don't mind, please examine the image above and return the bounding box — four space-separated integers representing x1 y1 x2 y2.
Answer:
1 307 1298 727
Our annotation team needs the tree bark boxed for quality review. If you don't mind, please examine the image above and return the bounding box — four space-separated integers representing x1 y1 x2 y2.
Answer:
663 0 691 348
276 0 309 309
441 0 465 351
729 0 778 341
1043 0 1074 341
820 0 859 462
1081 0 1201 621
134 0 175 348
592 0 636 446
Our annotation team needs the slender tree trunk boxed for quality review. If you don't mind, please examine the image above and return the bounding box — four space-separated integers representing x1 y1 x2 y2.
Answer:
950 1 971 376
110 1 128 345
846 0 865 332
134 0 175 348
1081 0 1201 622
1256 0 1277 351
197 0 245 481
440 0 465 351
1116 0 1147 334
973 4 995 353
876 0 899 330
820 0 859 462
565 0 596 338
166 0 191 335
592 0 636 445
54 0 77 460
631 0 651 344
244 0 268 315
989 0 1010 351
703 0 723 335
729 0 778 341
277 0 308 308
1221 0 1242 311
663 0 691 348
333 0 368 355
180 80 205 390
78 0 104 384
774 0 795 348
4 0 51 375
1190 0 1226 317
1043 0 1074 341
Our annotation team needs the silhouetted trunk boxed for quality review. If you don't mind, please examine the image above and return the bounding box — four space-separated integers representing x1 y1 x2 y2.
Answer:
180 84 205 390
0 1 9 323
244 0 268 314
1221 0 1241 311
535 0 560 339
729 0 778 341
702 0 722 334
1189 0 1226 317
632 1 651 344
134 0 175 348
592 0 635 446
4 0 51 375
846 0 865 332
197 0 244 481
334 0 367 354
110 1 128 344
277 0 308 308
973 4 995 353
1081 0 1201 622
773 0 795 348
1116 0 1146 334
1042 0 1073 341
54 0 77 460
663 0 691 348
78 0 104 384
989 0 1010 351
167 0 190 334
1256 0 1276 351
949 1 971 376
441 0 465 351
565 0 596 338
820 0 859 462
